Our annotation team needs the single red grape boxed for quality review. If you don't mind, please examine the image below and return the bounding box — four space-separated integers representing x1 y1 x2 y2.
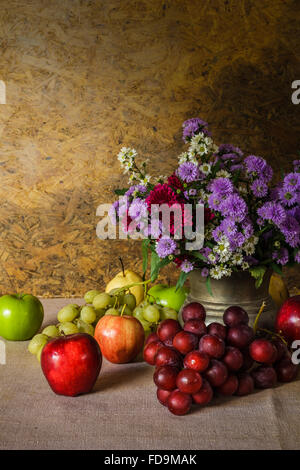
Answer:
167 389 192 416
223 306 249 327
199 334 225 359
183 351 210 372
153 365 179 391
217 374 239 396
173 331 199 355
204 359 228 387
222 346 243 371
272 338 288 362
143 340 163 365
184 319 207 337
155 346 182 368
227 324 254 349
176 369 203 394
251 366 277 389
192 379 213 405
157 319 181 344
235 372 254 396
249 338 277 364
157 388 172 406
207 322 227 340
182 302 206 323
275 358 298 382
145 332 159 346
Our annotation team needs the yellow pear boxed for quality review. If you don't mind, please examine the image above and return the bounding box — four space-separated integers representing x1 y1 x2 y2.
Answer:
269 273 289 308
105 269 144 306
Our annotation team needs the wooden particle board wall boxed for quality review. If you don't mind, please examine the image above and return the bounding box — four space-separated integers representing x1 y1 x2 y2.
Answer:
0 0 299 296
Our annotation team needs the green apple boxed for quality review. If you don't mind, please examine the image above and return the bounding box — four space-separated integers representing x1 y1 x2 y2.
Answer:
0 294 44 341
148 284 189 312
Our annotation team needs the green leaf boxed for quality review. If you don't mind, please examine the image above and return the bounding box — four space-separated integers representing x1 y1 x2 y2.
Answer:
141 239 150 278
114 188 128 196
206 276 213 297
249 265 267 288
191 251 207 263
175 271 188 291
150 252 171 282
271 262 283 276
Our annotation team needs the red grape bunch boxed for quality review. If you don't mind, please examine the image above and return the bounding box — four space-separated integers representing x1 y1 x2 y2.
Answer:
143 302 299 416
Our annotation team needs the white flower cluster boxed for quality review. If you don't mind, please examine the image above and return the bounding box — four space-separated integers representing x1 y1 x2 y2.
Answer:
178 132 218 165
117 147 151 185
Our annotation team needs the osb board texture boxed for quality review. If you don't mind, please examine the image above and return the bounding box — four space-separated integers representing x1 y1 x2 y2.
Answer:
0 0 299 297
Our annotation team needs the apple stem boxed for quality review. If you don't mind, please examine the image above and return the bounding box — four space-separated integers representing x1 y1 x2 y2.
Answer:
119 257 125 277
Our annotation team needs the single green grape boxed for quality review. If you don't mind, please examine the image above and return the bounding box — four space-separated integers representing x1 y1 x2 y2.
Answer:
105 307 120 316
76 319 95 336
143 304 160 323
133 306 145 322
28 334 49 355
36 344 46 363
123 293 136 311
84 290 101 304
57 304 79 323
42 325 60 337
80 306 96 324
119 305 133 316
58 322 79 335
93 293 112 310
160 307 178 321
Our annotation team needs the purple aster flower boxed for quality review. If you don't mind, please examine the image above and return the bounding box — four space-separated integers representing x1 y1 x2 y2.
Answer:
287 206 300 222
251 179 269 197
229 231 245 249
257 217 264 226
283 172 300 190
212 225 223 242
219 218 237 236
241 218 254 238
177 162 200 183
181 259 194 273
257 201 286 226
220 152 240 162
260 164 273 183
220 194 247 222
209 177 234 197
244 155 268 174
218 144 243 158
279 215 300 248
128 198 148 220
295 250 300 263
293 160 300 172
156 238 177 258
201 267 209 277
279 186 298 207
182 118 209 141
272 248 289 265
208 193 223 211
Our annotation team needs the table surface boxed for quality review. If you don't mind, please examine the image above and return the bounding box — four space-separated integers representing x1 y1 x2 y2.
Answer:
0 298 300 450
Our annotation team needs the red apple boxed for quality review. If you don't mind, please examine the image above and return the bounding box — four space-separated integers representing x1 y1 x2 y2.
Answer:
41 333 102 397
275 296 300 344
94 314 144 363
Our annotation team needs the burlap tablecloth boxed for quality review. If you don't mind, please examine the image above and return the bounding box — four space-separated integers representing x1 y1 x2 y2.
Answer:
0 298 299 450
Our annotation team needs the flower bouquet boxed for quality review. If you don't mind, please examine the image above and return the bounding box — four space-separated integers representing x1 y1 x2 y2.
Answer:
110 118 300 293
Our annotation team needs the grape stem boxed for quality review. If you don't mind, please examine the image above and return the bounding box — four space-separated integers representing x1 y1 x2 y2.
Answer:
253 301 266 334
120 304 127 316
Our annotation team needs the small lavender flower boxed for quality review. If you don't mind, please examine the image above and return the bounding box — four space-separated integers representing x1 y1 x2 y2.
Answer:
283 172 300 190
209 177 234 198
257 201 286 226
251 179 268 198
279 215 300 248
156 238 177 258
181 259 194 273
177 162 200 183
272 248 289 265
208 193 222 211
201 267 209 277
128 198 148 220
279 186 298 207
218 144 243 157
182 118 209 141
125 185 147 197
220 194 247 222
244 155 268 174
